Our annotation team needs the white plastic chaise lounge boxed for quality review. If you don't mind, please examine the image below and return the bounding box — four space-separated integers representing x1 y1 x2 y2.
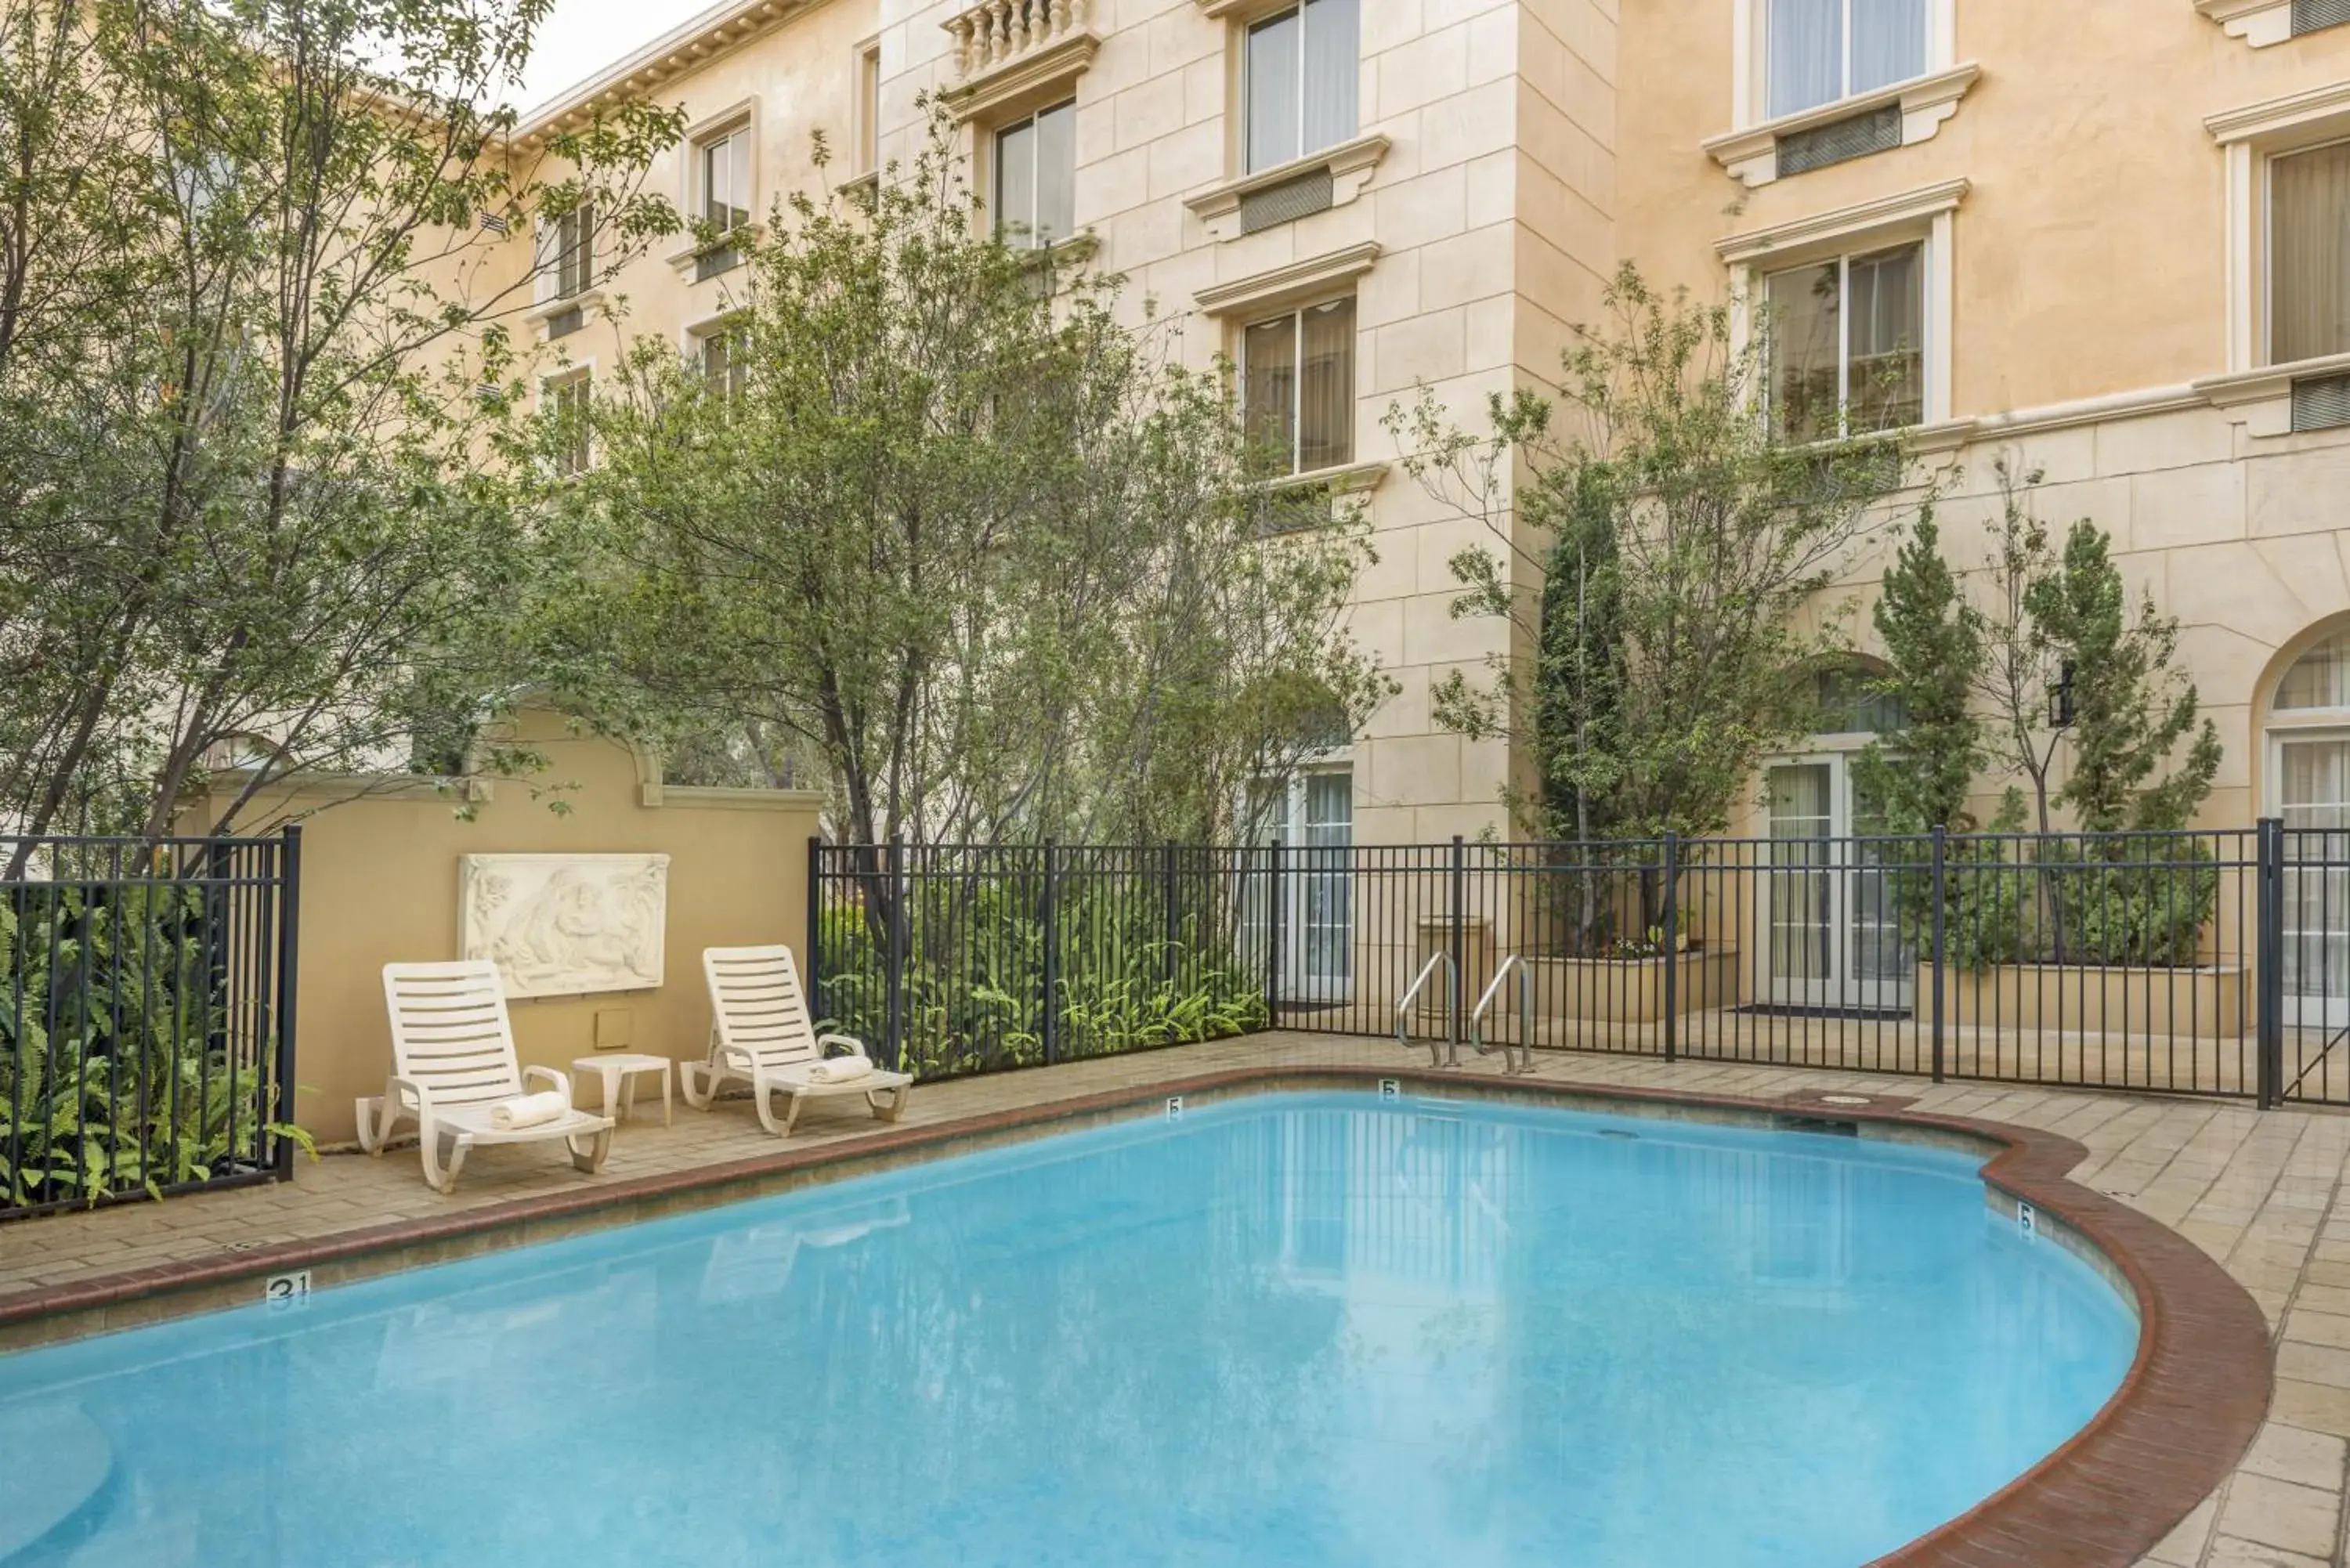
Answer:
360 960 616 1194
685 945 913 1137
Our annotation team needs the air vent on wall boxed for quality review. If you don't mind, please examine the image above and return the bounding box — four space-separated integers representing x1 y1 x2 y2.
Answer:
478 211 509 234
2291 372 2350 432
2295 0 2350 33
1776 105 1902 178
696 245 739 283
547 305 584 340
1239 169 1336 236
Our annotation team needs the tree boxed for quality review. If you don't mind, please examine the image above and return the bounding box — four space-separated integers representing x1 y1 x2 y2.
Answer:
2030 522 2222 833
0 0 682 849
540 110 1384 852
1967 464 2068 836
1389 262 1900 844
1851 507 1983 834
1965 467 2223 965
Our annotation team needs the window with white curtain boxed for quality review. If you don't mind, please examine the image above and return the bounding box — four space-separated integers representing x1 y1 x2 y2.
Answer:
994 101 1075 249
1764 242 1924 440
1766 0 1929 118
547 374 591 475
553 203 595 299
2270 139 2350 366
1245 0 1359 175
699 325 747 400
699 128 752 235
1242 298 1356 475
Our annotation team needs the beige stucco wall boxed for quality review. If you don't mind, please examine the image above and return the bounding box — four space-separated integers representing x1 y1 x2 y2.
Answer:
190 710 823 1147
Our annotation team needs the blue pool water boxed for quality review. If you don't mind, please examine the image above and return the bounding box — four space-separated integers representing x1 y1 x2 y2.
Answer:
0 1092 2135 1567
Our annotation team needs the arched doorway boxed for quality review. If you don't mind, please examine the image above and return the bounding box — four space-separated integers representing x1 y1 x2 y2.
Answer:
2267 627 2350 1028
1762 664 1911 1014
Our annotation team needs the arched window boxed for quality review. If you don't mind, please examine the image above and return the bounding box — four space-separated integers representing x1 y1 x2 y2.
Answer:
2276 630 2350 716
2268 627 2350 1027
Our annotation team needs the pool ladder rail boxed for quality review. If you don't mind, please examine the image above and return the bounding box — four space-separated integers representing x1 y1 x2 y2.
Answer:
1395 952 1539 1076
1469 955 1539 1077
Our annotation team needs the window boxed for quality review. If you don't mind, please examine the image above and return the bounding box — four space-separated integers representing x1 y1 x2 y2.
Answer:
555 203 595 300
699 127 752 235
699 327 747 400
858 45 881 174
548 374 591 475
1765 243 1923 440
1245 0 1359 175
994 101 1075 248
2270 139 2350 364
1242 298 1355 475
1766 0 1928 118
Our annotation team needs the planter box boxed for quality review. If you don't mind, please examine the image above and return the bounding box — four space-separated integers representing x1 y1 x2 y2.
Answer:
1921 962 2246 1040
1524 947 1741 1024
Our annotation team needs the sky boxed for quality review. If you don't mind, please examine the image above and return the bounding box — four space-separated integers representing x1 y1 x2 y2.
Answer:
513 0 710 114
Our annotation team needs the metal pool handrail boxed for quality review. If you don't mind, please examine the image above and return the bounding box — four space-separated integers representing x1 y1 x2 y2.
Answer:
1470 954 1538 1077
1395 950 1455 1068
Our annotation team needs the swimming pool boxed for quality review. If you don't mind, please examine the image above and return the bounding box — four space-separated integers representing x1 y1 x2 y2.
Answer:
0 1090 2137 1567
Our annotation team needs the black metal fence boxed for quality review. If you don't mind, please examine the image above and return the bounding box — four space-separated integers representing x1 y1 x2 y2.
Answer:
0 830 302 1219
810 824 2350 1108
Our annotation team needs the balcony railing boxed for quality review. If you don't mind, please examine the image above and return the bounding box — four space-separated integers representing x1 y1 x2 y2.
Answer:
944 0 1093 80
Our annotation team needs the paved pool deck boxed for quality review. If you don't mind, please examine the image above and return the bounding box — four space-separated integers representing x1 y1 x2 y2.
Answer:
3 1031 2347 1566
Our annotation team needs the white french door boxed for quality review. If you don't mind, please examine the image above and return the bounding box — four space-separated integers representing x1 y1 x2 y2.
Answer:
1242 767 1355 1005
2277 733 2350 1029
1762 755 1912 1013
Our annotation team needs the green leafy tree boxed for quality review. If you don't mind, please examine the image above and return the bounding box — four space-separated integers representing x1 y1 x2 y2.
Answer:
1390 263 1898 846
2029 522 2222 833
1851 508 1983 834
537 110 1384 854
0 0 682 849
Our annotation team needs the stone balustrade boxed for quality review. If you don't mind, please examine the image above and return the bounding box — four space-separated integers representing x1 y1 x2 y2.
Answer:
944 0 1091 79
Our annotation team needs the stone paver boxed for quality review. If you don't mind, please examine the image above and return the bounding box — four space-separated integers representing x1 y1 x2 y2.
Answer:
5 1028 2349 1566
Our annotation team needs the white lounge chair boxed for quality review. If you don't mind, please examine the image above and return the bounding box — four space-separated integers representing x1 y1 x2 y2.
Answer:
683 945 913 1137
360 960 615 1194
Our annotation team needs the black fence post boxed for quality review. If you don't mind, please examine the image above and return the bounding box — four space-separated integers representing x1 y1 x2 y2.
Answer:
1162 839 1178 987
1267 837 1286 1024
1661 833 1680 1063
1930 825 1947 1085
2258 816 2285 1109
1449 835 1467 1048
804 834 822 1017
271 825 302 1180
884 833 907 1075
1041 840 1061 1066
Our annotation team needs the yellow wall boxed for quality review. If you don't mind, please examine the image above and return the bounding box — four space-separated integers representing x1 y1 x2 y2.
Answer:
191 709 824 1147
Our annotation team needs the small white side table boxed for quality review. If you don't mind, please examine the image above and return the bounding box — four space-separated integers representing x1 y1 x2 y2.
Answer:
572 1053 674 1127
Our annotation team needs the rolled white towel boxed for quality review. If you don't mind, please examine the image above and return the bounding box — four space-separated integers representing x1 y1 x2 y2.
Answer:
805 1054 874 1086
490 1090 571 1130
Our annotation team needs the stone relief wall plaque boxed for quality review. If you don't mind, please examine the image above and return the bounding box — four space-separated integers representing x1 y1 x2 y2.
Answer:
457 853 669 999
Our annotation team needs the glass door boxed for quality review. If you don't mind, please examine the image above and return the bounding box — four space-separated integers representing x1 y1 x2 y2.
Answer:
1762 755 1913 1013
1237 767 1355 1006
2280 735 2350 1029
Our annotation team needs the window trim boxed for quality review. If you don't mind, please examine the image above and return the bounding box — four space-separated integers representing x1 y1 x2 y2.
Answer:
2209 82 2350 374
1705 62 1979 188
1732 0 1956 132
1723 179 1965 432
666 100 761 277
2196 0 2325 48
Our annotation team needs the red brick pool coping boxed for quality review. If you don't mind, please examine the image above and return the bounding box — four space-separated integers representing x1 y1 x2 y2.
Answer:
0 1064 2270 1567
